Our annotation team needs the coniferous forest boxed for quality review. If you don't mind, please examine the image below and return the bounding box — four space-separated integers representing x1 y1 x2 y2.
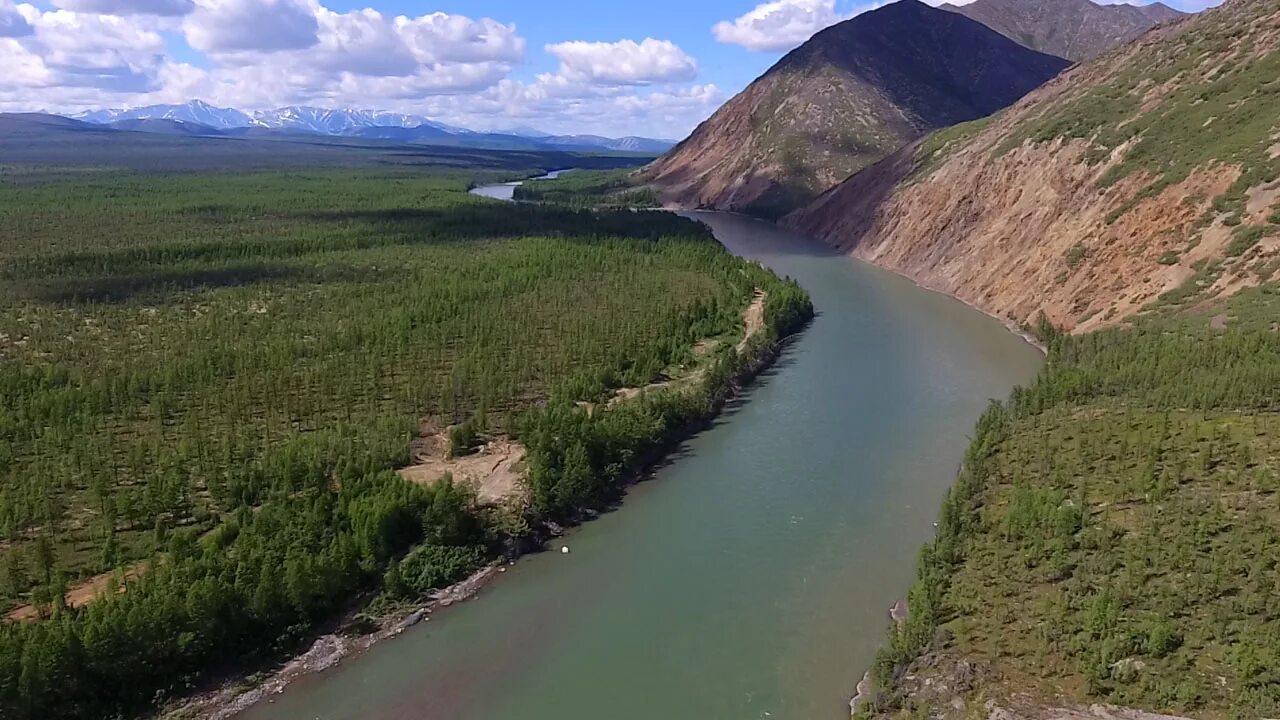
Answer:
0 166 811 719
869 284 1280 719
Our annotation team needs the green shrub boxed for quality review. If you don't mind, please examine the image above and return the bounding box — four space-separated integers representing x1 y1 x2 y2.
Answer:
1065 243 1089 270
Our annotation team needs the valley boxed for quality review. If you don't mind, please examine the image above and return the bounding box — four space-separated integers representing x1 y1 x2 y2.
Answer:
3 0 1279 718
0 164 811 719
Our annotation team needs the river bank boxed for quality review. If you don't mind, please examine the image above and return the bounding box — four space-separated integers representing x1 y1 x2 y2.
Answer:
234 203 1041 720
162 269 807 720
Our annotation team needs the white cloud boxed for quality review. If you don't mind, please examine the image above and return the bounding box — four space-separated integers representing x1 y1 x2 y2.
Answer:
396 12 526 65
0 8 169 93
51 0 195 16
546 38 697 86
713 0 875 52
0 0 33 37
0 2 714 138
184 0 319 54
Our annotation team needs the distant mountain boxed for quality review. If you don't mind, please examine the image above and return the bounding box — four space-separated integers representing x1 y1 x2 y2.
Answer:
107 118 222 136
940 0 1187 62
643 0 1069 218
79 100 251 129
540 135 675 154
0 112 660 174
68 100 672 155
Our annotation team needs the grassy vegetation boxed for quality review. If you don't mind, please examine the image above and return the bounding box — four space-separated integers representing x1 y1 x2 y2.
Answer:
868 284 1280 720
511 169 660 208
0 165 811 719
909 116 994 181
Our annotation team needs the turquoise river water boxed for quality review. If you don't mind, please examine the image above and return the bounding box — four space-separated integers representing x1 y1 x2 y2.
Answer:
239 181 1043 720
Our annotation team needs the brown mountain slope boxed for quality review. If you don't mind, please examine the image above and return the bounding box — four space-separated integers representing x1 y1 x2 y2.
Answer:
940 0 1186 62
786 0 1280 335
641 0 1068 219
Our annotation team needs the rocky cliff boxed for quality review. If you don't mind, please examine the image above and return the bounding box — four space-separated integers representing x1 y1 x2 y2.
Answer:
787 0 1280 334
642 0 1068 219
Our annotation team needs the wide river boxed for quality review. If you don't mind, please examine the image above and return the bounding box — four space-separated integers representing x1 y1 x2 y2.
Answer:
241 180 1042 720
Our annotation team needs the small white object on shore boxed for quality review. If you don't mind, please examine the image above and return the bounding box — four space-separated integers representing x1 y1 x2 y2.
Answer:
561 545 571 554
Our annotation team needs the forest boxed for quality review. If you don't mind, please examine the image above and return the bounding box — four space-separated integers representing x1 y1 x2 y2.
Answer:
0 165 811 719
868 283 1280 720
512 169 660 208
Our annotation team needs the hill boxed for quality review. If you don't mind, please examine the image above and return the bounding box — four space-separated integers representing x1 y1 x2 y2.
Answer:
69 101 673 154
787 0 1272 335
641 0 1069 218
798 3 1280 717
0 113 648 176
941 0 1186 61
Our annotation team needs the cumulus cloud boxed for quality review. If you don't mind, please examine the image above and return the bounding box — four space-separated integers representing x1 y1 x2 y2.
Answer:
713 0 871 52
184 0 319 54
0 1 715 138
545 38 696 86
0 0 33 37
397 12 526 65
0 8 169 93
52 0 195 16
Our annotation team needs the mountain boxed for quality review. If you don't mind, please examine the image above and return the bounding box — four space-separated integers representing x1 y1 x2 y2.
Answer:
0 112 658 175
785 0 1273 335
539 135 675 154
940 0 1187 61
248 106 458 135
78 100 252 129
641 0 1070 218
107 118 222 136
68 100 672 154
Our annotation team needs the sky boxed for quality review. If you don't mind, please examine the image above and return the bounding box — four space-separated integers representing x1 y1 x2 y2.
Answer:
0 0 1224 138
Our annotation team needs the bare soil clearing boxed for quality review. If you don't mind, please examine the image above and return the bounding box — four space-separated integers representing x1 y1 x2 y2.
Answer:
6 560 147 622
399 431 529 508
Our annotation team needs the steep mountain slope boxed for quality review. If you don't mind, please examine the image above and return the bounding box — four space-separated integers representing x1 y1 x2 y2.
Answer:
940 0 1186 61
787 0 1278 334
642 0 1069 218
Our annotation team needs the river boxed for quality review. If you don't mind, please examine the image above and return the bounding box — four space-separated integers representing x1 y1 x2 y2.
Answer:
239 182 1042 720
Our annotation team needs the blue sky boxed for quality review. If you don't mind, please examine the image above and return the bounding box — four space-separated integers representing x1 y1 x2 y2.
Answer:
0 0 1223 138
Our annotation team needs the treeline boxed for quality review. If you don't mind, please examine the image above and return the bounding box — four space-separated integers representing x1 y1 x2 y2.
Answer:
0 461 485 719
520 279 812 519
0 167 812 719
866 286 1280 718
512 169 660 209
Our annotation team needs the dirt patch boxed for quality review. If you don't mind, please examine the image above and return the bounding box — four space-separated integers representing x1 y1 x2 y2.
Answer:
1269 141 1280 160
399 435 528 508
1245 180 1280 222
6 560 147 622
1209 313 1231 330
738 290 766 352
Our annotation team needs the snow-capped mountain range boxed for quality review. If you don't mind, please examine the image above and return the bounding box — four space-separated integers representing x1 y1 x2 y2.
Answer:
70 100 672 154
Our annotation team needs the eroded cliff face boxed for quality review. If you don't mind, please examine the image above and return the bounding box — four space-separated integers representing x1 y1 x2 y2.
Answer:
787 0 1280 333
